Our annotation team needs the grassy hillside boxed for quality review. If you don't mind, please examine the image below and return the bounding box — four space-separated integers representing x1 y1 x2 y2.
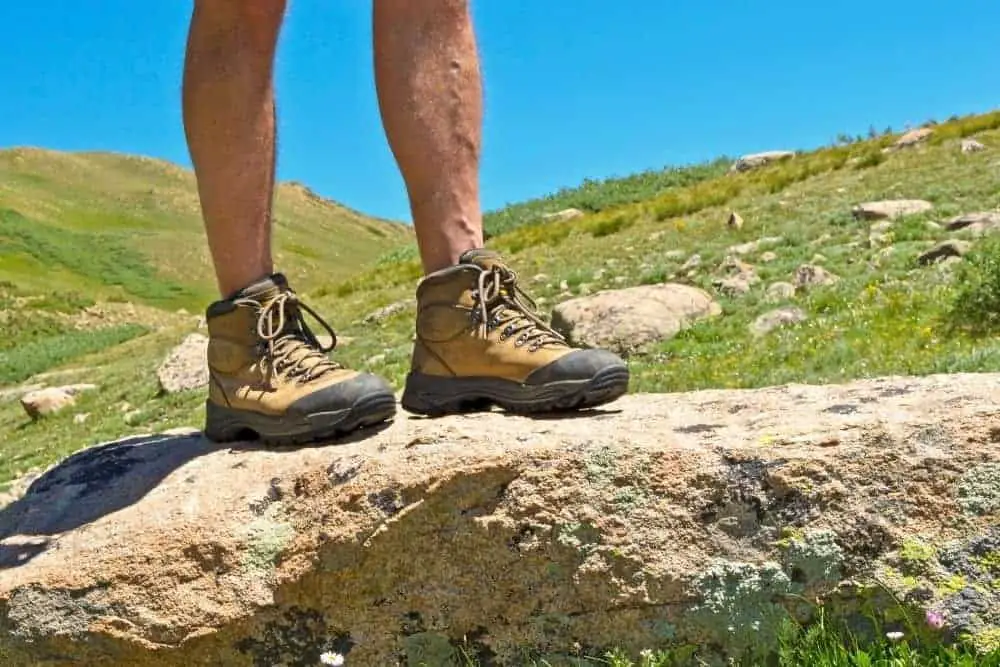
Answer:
3 109 1000 489
0 148 412 309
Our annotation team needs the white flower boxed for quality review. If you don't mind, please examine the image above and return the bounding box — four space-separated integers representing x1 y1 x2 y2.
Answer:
886 631 904 641
319 652 345 666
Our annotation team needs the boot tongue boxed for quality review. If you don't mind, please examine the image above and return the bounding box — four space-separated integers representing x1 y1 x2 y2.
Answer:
232 273 290 302
458 248 506 271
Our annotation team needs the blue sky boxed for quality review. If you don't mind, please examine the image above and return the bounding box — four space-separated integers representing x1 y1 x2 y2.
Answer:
1 1 998 223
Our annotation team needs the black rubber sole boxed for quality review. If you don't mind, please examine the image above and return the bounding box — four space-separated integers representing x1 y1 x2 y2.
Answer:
400 364 630 417
204 391 397 446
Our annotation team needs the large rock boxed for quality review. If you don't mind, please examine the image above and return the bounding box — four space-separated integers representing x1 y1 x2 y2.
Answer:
729 150 795 173
19 384 97 420
156 334 209 394
945 211 1000 236
891 127 934 149
852 199 934 220
550 284 722 356
2 374 1000 665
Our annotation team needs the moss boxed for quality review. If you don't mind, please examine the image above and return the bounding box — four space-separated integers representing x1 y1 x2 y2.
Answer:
241 502 295 574
938 574 968 596
685 560 796 659
782 529 843 585
402 632 461 667
900 537 937 563
971 626 1000 653
956 463 1000 516
584 446 618 484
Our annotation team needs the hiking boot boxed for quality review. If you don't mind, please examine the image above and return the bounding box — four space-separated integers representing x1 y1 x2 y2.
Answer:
400 249 629 416
203 273 396 445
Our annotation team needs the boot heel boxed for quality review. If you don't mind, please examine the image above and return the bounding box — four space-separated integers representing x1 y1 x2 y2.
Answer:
400 373 491 417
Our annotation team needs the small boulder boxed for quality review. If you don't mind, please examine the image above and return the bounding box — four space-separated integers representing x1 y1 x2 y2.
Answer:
727 211 744 230
717 256 759 285
891 127 933 149
540 208 584 223
961 139 986 154
944 212 1000 236
729 150 795 173
362 298 415 325
766 282 797 303
550 284 722 356
713 277 752 297
20 384 97 420
793 264 840 289
751 307 808 336
157 334 210 395
852 200 934 221
918 240 971 266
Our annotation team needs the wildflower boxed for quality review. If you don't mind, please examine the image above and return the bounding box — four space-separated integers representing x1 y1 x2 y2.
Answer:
886 631 904 641
926 609 946 629
319 652 344 666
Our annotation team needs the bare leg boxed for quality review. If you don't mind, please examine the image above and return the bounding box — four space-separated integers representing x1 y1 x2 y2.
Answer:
373 0 484 275
182 0 286 297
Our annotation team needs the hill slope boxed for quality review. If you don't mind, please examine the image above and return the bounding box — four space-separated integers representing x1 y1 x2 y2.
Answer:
0 147 412 309
3 108 1000 488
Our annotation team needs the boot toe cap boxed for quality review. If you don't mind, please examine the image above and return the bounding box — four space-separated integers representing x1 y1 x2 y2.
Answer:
525 348 626 385
288 372 395 416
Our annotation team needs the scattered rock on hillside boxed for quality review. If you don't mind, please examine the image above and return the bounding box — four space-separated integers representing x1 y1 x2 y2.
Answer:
681 254 702 272
727 236 783 257
760 251 777 263
540 208 584 223
852 199 934 221
727 211 744 230
157 334 209 395
961 138 986 154
917 240 971 266
751 306 808 336
793 264 839 289
944 211 1000 236
729 150 795 172
766 282 796 303
20 384 97 420
717 256 760 285
890 127 934 149
550 284 721 356
4 373 1000 665
868 220 894 247
713 277 752 297
362 298 415 325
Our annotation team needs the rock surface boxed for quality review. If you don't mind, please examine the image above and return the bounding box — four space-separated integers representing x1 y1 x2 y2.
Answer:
19 384 97 419
945 211 1000 236
3 373 1000 665
961 138 986 154
156 334 209 394
550 284 721 356
729 150 795 173
852 199 934 221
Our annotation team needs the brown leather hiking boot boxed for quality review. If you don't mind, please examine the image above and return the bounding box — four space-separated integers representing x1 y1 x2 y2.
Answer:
401 249 629 415
203 273 396 444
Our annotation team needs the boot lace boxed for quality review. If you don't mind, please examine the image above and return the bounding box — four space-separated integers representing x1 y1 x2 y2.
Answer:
470 265 566 352
234 291 341 385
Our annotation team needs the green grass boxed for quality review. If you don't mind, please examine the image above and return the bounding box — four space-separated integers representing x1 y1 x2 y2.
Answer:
0 147 413 309
0 323 149 385
423 611 998 666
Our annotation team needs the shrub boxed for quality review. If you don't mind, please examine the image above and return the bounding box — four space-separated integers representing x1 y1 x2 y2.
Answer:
946 236 1000 335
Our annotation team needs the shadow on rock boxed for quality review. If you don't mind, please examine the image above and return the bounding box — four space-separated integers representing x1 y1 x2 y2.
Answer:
0 432 229 567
